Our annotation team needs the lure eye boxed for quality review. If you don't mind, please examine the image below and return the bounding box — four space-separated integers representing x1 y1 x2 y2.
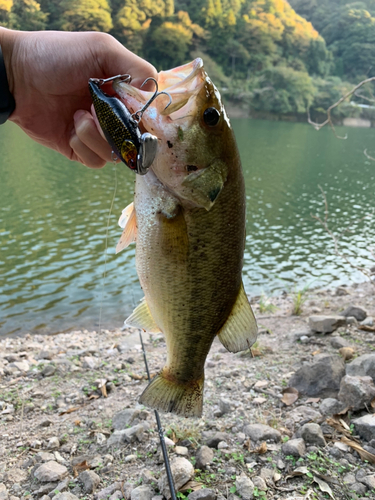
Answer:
203 107 220 127
121 140 138 170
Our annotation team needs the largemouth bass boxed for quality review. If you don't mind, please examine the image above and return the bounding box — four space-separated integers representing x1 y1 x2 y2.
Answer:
114 59 257 417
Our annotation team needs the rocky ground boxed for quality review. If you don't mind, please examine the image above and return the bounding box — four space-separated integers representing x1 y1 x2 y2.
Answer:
1 282 375 500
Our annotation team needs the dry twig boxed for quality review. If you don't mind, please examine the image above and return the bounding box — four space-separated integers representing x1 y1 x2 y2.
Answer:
307 76 375 138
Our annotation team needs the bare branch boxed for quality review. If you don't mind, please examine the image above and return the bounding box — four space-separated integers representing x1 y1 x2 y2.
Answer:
308 76 375 138
354 90 375 103
311 187 375 287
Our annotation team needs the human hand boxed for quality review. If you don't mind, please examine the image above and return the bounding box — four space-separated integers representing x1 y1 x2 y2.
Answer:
0 29 157 168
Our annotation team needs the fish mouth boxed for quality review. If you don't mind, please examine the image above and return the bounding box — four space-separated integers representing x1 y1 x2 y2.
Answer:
113 58 207 126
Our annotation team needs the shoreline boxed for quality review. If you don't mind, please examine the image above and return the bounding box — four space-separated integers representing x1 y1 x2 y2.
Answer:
1 280 375 499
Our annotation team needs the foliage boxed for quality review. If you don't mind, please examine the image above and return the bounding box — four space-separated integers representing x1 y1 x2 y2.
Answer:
58 0 113 32
9 0 47 30
5 0 375 119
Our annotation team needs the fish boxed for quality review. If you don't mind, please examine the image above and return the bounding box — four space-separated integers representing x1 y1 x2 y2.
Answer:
114 58 257 417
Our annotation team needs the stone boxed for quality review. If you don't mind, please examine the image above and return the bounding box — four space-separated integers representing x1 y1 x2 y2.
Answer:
343 473 356 484
288 355 345 397
342 305 367 322
361 475 375 489
107 423 148 446
243 424 281 443
300 423 326 447
42 365 56 377
353 414 375 441
34 462 68 482
196 446 214 470
109 492 123 500
281 438 306 457
79 470 100 494
94 483 121 500
53 494 80 500
51 477 70 496
319 398 343 416
175 446 188 456
338 375 375 411
205 432 229 448
288 406 321 423
131 485 154 500
235 473 254 500
112 409 140 430
350 483 368 496
217 441 228 449
158 458 194 499
219 398 232 415
187 489 216 500
252 477 267 491
36 452 56 462
82 357 98 369
0 484 8 500
124 455 137 463
330 337 349 349
361 317 374 327
346 354 375 381
308 315 346 334
47 437 60 450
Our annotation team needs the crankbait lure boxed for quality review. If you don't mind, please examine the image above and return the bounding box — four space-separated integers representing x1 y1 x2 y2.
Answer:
89 74 171 175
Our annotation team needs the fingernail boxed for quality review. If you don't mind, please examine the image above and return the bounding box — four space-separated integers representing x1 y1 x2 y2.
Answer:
74 110 86 122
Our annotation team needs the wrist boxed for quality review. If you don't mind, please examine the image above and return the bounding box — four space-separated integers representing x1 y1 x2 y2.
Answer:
0 28 16 123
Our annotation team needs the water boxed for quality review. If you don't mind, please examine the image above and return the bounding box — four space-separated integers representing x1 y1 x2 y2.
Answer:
1 119 374 336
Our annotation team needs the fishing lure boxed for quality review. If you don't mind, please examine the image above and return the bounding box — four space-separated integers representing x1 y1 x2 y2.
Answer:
89 74 171 175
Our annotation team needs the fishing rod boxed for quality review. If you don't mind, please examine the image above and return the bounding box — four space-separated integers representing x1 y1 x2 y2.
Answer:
139 331 177 500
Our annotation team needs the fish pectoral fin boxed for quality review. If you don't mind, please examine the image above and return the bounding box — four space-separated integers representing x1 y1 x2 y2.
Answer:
116 202 136 254
181 159 227 211
125 298 161 333
139 371 204 417
218 283 258 353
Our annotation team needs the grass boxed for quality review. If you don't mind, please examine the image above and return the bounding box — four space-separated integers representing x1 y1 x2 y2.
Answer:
165 423 200 445
291 284 310 315
258 292 277 314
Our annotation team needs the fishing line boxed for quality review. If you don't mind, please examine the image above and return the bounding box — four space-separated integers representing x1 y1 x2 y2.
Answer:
98 158 118 335
139 331 177 500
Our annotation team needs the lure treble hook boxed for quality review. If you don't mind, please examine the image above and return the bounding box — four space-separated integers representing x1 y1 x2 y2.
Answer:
132 77 172 123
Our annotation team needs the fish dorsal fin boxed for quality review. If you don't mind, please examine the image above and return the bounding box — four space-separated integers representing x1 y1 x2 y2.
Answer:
218 283 257 353
116 202 136 254
125 298 161 333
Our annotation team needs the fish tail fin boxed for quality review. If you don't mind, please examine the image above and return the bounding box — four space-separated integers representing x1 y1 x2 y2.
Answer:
139 371 204 417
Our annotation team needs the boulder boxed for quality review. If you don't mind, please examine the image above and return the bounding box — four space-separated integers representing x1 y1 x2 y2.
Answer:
338 375 375 411
288 355 345 397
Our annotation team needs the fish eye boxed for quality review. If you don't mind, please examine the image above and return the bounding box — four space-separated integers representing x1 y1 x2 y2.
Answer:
203 107 220 126
121 140 138 170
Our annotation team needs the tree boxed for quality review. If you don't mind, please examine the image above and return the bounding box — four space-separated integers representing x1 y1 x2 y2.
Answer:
0 0 13 27
58 0 113 32
9 0 47 30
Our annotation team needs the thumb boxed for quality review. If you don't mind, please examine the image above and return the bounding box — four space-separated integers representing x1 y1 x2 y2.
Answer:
99 34 157 90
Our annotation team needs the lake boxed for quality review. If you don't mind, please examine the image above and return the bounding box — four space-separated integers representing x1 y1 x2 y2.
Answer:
1 119 374 336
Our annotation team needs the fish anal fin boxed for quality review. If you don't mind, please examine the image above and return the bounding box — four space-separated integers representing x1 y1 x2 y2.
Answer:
218 283 257 353
116 203 136 254
139 371 203 417
125 298 161 333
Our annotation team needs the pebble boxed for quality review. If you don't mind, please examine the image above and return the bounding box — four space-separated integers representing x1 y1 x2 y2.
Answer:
42 365 56 377
175 446 189 456
0 484 8 500
252 476 267 491
281 438 306 457
79 470 101 494
196 445 214 469
342 305 367 321
353 414 375 441
338 375 375 411
319 397 343 416
243 423 281 443
53 494 80 500
187 489 216 500
158 458 194 499
308 315 346 333
47 437 60 450
346 353 375 380
130 485 154 500
299 423 326 447
235 473 254 500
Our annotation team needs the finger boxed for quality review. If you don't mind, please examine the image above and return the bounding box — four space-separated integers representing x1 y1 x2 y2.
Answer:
99 34 157 91
70 131 107 169
73 110 113 164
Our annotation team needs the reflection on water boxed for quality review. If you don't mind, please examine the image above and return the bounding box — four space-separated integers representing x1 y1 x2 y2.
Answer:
1 120 374 336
